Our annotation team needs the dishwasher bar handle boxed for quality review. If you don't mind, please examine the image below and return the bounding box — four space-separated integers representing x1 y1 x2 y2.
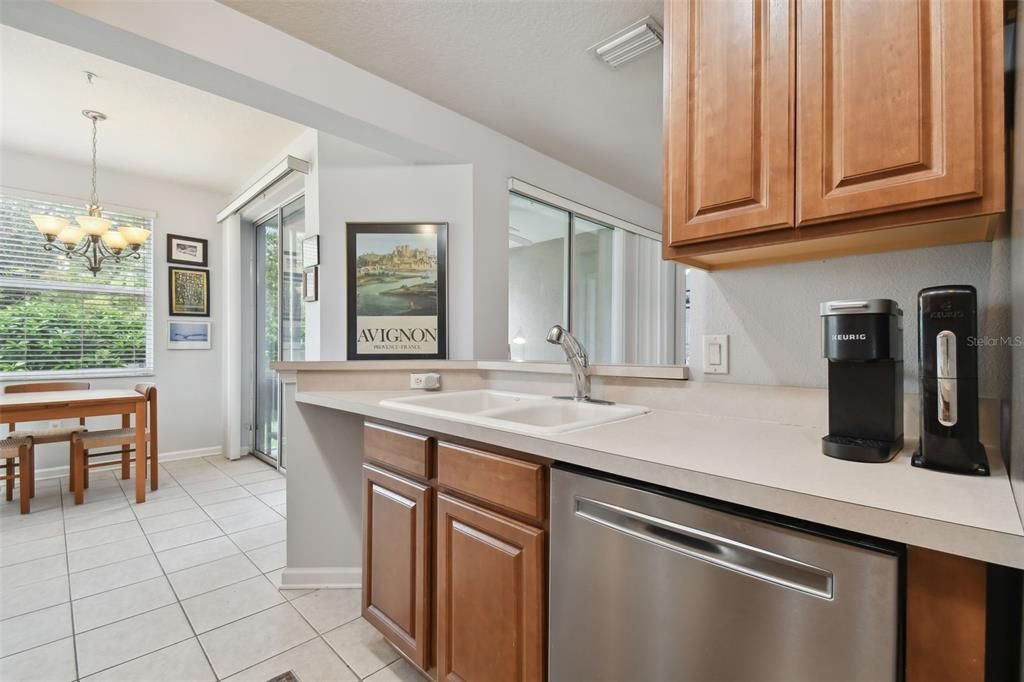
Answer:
574 496 835 600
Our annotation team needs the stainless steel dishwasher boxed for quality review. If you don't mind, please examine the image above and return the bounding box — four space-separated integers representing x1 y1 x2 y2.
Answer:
549 466 902 682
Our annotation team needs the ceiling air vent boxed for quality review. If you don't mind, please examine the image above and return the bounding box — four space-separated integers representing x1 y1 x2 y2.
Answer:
589 16 664 69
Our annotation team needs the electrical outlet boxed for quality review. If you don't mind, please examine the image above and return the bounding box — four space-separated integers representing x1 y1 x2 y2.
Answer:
702 335 729 374
410 373 441 390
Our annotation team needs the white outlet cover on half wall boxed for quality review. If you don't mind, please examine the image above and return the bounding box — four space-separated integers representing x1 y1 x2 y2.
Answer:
702 335 729 375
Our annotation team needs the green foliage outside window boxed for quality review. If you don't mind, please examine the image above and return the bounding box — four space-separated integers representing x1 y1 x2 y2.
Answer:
0 290 147 372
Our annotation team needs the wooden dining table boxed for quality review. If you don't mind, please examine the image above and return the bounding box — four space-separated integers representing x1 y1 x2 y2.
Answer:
0 389 151 503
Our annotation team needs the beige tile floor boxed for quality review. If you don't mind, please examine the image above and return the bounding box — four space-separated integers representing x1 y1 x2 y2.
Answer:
0 455 423 682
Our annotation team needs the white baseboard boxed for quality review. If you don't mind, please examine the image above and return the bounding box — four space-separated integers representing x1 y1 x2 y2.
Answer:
280 566 361 589
33 446 224 480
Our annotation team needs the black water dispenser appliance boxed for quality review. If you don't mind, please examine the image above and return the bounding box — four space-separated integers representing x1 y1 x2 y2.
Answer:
911 285 988 475
820 299 904 462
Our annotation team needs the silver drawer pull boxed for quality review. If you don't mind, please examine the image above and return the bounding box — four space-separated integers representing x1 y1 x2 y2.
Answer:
574 496 834 599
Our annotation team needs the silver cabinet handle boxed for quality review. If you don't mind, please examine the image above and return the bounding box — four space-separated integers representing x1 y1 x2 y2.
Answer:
574 496 834 599
937 331 957 426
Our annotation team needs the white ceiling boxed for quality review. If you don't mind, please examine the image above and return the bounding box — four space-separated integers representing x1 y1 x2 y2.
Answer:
219 0 665 205
0 26 307 195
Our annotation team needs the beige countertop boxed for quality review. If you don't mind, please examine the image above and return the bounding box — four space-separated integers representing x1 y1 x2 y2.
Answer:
296 389 1024 569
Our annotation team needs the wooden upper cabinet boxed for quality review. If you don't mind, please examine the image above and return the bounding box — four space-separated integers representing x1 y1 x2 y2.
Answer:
436 493 545 682
362 463 432 671
664 0 795 245
797 0 990 224
662 0 1004 270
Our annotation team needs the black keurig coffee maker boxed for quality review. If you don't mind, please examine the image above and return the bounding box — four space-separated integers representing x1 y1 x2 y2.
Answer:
911 285 989 475
820 299 904 462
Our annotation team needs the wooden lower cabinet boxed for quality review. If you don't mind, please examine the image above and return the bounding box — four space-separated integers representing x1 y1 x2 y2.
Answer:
361 463 432 671
436 493 545 682
362 424 550 681
906 547 988 682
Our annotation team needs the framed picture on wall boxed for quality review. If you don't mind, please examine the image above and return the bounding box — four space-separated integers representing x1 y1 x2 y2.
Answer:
346 223 448 360
302 235 320 269
169 266 210 316
167 320 211 349
166 233 209 266
303 266 319 302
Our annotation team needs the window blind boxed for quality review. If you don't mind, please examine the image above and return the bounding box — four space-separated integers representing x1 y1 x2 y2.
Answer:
0 192 154 379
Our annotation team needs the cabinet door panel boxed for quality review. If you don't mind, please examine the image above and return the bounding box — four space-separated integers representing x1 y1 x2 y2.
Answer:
436 493 544 682
664 0 795 245
798 0 985 224
362 463 431 671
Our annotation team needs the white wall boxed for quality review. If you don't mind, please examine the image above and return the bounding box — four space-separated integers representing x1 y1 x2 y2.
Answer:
0 148 227 470
687 238 1013 399
315 143 474 359
8 0 663 360
226 130 469 364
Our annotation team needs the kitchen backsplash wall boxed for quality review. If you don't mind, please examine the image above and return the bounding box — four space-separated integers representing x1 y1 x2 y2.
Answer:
687 235 1013 400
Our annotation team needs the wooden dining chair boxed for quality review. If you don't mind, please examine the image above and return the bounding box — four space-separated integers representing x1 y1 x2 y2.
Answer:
1 436 34 514
5 381 91 497
70 384 158 505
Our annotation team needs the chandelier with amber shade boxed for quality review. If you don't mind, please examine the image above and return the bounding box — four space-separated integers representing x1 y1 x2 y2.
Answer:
30 110 151 276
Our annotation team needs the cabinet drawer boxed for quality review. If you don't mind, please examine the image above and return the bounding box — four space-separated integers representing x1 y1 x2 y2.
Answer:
437 442 545 523
364 422 432 480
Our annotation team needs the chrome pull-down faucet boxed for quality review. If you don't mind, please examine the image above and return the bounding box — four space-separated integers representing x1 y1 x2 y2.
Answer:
546 325 612 404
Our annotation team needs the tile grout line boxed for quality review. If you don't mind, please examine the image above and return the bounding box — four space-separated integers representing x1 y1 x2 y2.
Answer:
0 459 292 679
154 457 291 679
73 468 140 681
0 578 73 622
219 456 403 681
121 462 222 681
8 466 237 675
68 599 352 682
160 458 312 680
58 472 82 682
154 458 292 675
1 505 277 620
17 469 192 677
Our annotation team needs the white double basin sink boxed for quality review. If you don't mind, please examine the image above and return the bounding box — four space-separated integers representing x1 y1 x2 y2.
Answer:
380 389 649 435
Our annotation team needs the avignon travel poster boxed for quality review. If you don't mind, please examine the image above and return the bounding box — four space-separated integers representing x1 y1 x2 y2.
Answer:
346 223 448 360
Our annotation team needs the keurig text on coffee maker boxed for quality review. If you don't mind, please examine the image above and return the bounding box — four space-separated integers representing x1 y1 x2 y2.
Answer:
820 299 904 462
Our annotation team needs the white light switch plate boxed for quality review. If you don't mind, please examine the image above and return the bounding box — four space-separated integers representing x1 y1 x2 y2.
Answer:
702 335 729 374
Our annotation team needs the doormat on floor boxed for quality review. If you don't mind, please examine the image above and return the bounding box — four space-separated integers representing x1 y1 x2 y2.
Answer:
266 672 300 682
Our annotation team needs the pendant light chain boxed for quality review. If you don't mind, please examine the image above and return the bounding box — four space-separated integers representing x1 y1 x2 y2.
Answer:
29 71 152 274
90 114 99 210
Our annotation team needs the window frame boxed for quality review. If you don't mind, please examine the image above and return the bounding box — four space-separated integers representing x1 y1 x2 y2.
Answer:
507 180 686 366
0 186 157 381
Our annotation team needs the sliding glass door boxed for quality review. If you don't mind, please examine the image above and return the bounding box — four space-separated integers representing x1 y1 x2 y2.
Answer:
252 195 305 468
